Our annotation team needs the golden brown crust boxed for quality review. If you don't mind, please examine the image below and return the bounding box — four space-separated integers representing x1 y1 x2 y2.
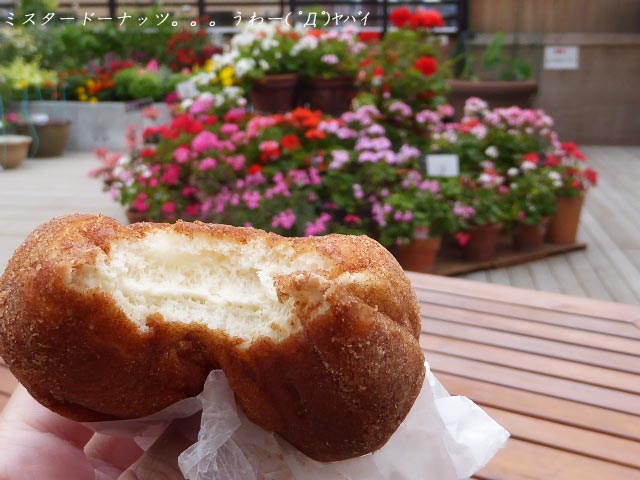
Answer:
0 214 424 461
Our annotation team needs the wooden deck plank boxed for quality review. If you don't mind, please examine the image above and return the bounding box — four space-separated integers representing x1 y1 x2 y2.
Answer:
577 223 639 304
422 319 640 375
546 254 588 298
419 289 640 339
506 264 536 290
527 260 562 293
483 407 640 469
426 350 640 415
486 268 512 286
437 373 640 442
407 272 640 323
566 246 615 301
424 335 640 394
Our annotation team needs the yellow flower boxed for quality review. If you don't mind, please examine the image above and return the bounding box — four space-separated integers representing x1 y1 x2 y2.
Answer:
87 79 96 88
18 80 29 89
89 97 98 103
220 66 235 87
77 86 86 94
204 59 214 73
79 94 88 101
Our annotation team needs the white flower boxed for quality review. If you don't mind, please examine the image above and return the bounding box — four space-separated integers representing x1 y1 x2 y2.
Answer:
259 59 269 71
521 161 537 171
507 167 519 177
511 183 519 190
547 171 561 181
180 98 194 110
235 58 257 77
485 146 499 158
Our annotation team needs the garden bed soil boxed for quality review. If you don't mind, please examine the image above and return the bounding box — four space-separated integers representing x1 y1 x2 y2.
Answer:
430 238 586 276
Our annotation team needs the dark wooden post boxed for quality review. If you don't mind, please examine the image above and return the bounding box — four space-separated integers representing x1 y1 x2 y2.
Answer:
382 0 389 34
458 0 470 33
197 0 205 19
108 0 116 20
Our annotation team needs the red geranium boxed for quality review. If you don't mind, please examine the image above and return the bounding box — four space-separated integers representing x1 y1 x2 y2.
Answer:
281 134 302 151
523 153 540 164
584 167 598 186
248 164 263 175
410 8 445 29
414 56 438 76
359 31 382 43
562 141 586 161
390 7 413 28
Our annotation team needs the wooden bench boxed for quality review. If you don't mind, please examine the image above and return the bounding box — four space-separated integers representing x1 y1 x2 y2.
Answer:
2 274 640 478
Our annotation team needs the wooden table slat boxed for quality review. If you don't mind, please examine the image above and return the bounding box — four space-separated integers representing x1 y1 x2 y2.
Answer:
408 272 640 324
437 372 640 443
423 334 640 394
483 406 640 469
420 302 640 355
423 318 640 375
427 351 640 416
476 438 640 480
419 289 640 340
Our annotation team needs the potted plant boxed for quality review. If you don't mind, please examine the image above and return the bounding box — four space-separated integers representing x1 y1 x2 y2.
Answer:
213 24 302 113
449 32 538 119
545 143 598 244
451 171 508 262
355 7 449 113
0 58 72 158
380 172 455 273
0 125 32 170
297 28 363 115
503 155 558 250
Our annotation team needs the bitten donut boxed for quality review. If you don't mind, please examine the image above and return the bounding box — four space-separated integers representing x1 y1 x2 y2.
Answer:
0 214 425 461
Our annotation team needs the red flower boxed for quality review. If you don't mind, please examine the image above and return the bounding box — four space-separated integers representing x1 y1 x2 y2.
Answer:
523 153 539 164
344 214 361 224
171 114 204 135
414 56 438 76
545 154 561 167
140 147 156 159
360 58 373 68
281 134 302 151
562 142 586 161
410 8 445 29
359 31 381 43
248 164 263 175
584 167 598 186
390 7 413 28
374 66 385 77
305 129 326 141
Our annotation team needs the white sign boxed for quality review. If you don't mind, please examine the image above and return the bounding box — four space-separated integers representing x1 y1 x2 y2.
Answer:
425 154 460 177
544 46 580 70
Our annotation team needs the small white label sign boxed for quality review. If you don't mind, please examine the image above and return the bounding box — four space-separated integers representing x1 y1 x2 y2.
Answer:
425 154 460 177
544 46 580 70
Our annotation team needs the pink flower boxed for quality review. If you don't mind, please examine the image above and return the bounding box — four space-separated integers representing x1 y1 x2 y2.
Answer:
221 123 240 135
272 208 297 230
162 201 177 214
242 190 262 210
226 155 246 171
190 95 215 115
344 214 361 224
133 193 149 212
162 165 181 185
145 59 159 72
142 106 161 120
173 146 191 164
200 157 218 171
186 203 201 217
456 232 471 246
191 131 221 154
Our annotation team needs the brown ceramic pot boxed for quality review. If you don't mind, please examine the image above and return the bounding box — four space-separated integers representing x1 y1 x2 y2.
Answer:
305 76 354 116
125 208 151 224
0 135 32 169
513 218 550 250
15 119 71 158
547 195 585 244
397 237 442 273
448 79 538 120
251 74 299 114
462 223 502 261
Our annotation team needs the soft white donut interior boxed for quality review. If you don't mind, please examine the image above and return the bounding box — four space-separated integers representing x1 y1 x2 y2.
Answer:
73 230 329 342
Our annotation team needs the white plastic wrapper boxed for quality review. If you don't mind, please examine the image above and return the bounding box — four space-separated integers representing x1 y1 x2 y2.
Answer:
87 362 509 479
182 362 508 480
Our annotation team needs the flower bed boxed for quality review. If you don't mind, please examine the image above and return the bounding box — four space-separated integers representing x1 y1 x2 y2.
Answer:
93 95 598 272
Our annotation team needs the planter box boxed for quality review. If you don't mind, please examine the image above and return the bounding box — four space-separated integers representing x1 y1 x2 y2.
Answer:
10 101 171 152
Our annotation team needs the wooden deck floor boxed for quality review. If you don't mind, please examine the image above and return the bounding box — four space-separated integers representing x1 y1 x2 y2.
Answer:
1 146 638 303
461 146 640 304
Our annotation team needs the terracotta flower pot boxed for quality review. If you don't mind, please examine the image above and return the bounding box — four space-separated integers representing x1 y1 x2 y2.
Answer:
15 119 71 158
513 218 550 251
547 195 585 244
305 76 354 116
397 237 442 273
447 79 538 120
462 223 502 262
125 208 151 224
0 135 32 169
251 74 299 114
